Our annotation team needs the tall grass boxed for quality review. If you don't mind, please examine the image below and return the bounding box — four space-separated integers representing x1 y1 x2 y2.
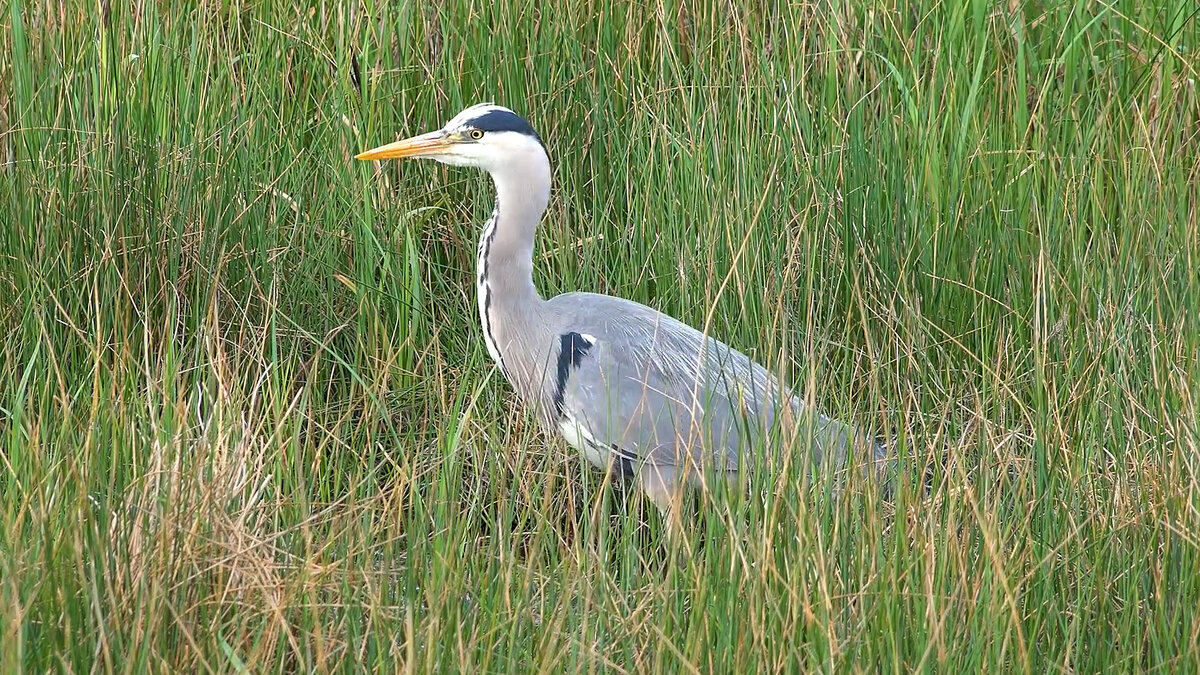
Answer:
2 0 1198 671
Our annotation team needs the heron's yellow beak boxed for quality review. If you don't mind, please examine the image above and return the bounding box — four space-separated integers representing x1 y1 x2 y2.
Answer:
355 130 451 161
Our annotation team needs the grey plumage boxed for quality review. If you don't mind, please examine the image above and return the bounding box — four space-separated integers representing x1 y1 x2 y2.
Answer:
357 103 888 521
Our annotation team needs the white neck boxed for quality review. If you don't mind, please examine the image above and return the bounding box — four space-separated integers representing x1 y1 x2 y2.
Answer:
475 149 552 374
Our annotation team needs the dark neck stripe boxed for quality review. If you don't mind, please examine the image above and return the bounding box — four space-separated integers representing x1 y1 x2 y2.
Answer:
478 209 506 377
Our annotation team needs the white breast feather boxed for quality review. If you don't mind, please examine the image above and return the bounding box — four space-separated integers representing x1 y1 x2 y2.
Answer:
558 411 610 469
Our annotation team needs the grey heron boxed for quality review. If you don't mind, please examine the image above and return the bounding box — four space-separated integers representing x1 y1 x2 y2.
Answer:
357 103 889 527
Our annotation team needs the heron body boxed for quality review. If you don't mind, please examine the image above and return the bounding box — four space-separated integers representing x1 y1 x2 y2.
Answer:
358 104 887 519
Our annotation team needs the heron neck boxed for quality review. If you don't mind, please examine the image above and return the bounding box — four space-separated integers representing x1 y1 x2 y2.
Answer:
475 155 552 378
484 162 549 302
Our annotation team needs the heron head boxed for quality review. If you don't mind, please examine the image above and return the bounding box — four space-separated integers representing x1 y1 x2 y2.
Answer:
356 103 546 172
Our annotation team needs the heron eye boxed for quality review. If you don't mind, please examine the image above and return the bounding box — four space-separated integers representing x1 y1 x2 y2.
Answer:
469 129 484 140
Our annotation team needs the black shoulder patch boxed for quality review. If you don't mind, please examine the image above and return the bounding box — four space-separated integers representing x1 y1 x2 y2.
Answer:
551 332 593 417
470 109 544 146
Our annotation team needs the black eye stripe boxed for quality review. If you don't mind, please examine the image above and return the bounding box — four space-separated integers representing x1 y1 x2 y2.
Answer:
465 109 544 147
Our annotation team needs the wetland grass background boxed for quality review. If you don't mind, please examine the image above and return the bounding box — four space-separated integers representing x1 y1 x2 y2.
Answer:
2 1 1199 671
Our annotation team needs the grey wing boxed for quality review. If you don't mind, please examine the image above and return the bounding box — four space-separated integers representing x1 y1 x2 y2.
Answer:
547 293 866 477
